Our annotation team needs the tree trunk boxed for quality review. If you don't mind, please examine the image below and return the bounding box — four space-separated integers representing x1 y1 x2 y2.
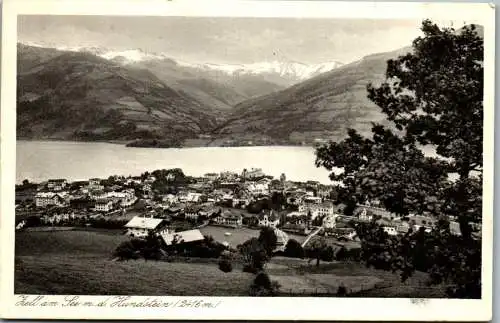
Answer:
316 257 320 267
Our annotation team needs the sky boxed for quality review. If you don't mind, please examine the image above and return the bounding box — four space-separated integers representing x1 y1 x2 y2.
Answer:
18 16 463 65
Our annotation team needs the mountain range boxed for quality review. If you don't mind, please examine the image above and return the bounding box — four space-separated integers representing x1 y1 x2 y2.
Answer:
17 42 408 146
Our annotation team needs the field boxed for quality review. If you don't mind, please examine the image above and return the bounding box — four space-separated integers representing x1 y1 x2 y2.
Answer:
15 229 446 297
15 229 254 295
200 225 306 247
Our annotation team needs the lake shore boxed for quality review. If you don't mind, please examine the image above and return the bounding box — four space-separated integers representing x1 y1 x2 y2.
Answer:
16 140 334 184
16 137 320 149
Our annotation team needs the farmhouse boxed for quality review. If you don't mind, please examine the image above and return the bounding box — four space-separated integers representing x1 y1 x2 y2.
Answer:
160 229 205 246
124 216 170 238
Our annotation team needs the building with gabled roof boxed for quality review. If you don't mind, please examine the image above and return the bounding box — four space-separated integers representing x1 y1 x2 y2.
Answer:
160 229 205 246
124 216 169 238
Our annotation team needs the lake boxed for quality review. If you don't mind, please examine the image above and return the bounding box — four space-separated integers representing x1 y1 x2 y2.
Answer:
16 140 334 184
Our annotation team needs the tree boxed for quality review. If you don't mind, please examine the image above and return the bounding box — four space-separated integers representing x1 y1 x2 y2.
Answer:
315 20 483 298
218 250 233 273
284 239 304 258
238 237 269 273
270 192 286 210
142 231 164 260
366 20 483 236
258 227 278 256
305 238 328 267
113 241 140 261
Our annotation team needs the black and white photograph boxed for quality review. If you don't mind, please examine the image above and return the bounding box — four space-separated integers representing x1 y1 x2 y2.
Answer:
0 0 494 321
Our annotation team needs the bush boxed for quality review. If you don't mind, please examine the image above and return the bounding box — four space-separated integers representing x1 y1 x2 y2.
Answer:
335 246 348 261
337 285 348 296
243 264 259 274
284 239 304 258
249 272 280 296
218 259 233 273
113 241 140 260
346 248 362 261
320 246 335 262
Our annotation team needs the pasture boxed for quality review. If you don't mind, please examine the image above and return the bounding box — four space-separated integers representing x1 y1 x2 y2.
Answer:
15 229 254 295
200 225 306 247
15 229 445 297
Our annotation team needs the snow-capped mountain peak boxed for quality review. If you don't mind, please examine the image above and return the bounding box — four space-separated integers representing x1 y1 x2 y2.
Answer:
176 60 344 81
19 41 344 81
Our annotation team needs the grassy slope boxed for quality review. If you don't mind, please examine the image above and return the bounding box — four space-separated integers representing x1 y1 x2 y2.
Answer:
17 46 220 140
15 229 445 297
15 230 254 295
215 47 412 143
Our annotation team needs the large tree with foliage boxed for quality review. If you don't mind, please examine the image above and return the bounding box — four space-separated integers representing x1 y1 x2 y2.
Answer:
315 20 483 298
316 20 483 235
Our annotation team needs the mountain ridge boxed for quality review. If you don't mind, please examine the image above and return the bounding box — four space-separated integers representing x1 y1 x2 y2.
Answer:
19 41 344 85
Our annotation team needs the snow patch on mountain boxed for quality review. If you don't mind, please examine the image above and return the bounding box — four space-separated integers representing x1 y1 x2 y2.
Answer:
19 41 344 80
176 60 344 81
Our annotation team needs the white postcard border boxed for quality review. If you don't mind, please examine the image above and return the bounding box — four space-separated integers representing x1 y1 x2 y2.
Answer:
0 0 495 321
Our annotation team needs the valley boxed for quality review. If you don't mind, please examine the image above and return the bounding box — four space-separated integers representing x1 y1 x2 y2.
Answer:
17 43 409 147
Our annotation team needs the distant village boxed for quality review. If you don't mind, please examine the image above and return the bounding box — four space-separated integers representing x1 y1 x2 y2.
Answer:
15 167 472 249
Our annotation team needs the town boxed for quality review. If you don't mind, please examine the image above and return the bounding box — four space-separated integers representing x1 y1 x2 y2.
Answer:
15 167 474 251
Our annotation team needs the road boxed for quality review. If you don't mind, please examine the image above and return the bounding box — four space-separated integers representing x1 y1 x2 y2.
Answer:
301 226 323 248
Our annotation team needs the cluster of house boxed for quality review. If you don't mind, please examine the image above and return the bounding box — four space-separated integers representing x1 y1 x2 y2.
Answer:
122 214 290 252
350 202 466 237
33 178 137 213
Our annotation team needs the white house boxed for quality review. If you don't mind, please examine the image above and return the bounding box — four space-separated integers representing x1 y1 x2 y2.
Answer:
358 208 373 222
186 192 202 203
213 211 243 227
95 199 114 212
322 213 340 229
245 182 269 196
298 201 334 220
107 189 137 207
35 192 69 208
184 205 202 221
303 196 322 204
162 194 178 205
47 179 67 191
88 178 102 188
258 211 280 228
203 173 219 182
124 216 169 238
244 168 265 179
383 226 398 236
219 171 238 181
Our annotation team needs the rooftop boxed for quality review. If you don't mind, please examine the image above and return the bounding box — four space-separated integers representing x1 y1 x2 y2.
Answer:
161 229 205 245
124 216 165 230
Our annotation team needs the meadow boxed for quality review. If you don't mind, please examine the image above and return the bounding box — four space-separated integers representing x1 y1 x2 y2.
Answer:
200 225 306 247
15 229 445 297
